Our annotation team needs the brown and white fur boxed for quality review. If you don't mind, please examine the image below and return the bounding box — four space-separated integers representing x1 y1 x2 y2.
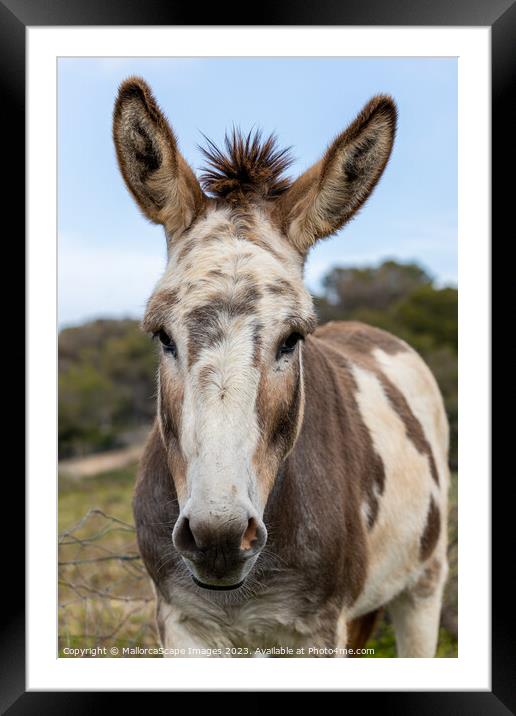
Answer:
113 78 449 657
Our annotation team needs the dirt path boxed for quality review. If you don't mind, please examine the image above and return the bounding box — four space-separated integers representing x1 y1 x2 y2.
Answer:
59 443 145 480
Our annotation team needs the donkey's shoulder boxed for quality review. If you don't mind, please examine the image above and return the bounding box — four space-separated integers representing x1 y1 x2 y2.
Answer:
312 320 411 359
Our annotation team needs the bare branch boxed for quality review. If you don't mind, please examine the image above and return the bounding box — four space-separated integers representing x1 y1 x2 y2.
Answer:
59 554 141 566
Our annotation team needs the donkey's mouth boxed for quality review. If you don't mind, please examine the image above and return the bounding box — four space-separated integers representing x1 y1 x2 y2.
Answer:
181 546 261 592
191 576 245 591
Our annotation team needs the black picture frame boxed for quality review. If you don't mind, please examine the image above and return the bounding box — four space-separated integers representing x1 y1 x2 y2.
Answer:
3 0 510 709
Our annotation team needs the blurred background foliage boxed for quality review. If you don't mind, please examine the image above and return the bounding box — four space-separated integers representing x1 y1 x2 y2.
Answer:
59 320 158 458
59 259 457 469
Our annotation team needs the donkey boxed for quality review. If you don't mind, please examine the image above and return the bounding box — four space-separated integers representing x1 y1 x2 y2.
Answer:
113 77 449 657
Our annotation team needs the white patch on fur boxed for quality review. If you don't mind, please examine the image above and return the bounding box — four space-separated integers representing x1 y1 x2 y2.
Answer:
361 500 372 528
348 363 437 618
335 610 349 653
181 320 262 515
372 347 450 501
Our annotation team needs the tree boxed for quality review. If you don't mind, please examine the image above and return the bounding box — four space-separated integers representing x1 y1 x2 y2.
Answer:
321 260 433 313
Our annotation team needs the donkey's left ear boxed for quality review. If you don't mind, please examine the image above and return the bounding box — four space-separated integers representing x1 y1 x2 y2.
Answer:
113 76 207 241
274 95 397 254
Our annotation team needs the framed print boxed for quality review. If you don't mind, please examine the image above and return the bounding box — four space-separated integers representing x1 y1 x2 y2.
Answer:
2 0 512 708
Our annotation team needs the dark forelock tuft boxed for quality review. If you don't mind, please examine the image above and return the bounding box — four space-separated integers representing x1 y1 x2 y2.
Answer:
199 129 293 202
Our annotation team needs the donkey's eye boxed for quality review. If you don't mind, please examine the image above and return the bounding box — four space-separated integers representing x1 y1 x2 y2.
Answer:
155 330 177 357
277 332 303 358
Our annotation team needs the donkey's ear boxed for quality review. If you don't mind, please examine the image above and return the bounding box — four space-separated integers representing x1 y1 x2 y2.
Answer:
113 77 206 239
274 95 397 254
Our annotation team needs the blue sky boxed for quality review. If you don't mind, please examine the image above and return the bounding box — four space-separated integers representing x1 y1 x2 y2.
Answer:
58 57 457 327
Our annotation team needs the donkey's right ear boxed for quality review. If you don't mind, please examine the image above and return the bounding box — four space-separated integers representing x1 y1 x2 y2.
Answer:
113 77 206 239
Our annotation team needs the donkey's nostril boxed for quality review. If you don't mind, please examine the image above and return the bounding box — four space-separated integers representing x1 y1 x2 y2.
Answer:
240 517 258 551
174 516 198 553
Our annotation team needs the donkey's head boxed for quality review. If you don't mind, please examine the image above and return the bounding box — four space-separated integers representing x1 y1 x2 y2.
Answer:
114 77 396 590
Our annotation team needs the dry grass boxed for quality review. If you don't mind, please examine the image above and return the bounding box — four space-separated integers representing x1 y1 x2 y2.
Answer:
58 468 158 656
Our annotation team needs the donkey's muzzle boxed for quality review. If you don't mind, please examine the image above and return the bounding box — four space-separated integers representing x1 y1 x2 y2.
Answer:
172 512 267 588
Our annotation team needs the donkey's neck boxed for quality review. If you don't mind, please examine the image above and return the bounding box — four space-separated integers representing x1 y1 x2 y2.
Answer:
261 333 370 604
